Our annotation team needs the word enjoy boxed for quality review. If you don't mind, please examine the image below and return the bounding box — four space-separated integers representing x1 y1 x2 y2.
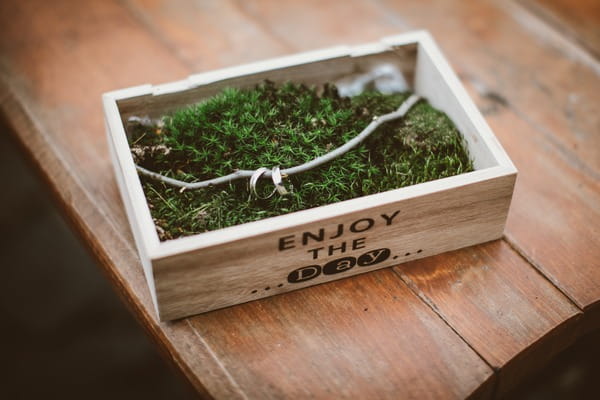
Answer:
278 211 400 251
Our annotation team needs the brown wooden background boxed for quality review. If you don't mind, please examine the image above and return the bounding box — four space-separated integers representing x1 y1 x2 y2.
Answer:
1 0 598 398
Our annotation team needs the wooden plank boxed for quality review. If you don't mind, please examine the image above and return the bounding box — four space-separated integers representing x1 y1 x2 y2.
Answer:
518 0 600 57
189 269 495 400
0 0 189 231
395 241 581 395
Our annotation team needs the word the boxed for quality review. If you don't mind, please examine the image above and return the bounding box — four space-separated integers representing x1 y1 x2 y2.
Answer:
306 237 366 259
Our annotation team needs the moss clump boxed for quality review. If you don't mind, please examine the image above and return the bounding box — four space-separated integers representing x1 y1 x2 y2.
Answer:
130 81 473 240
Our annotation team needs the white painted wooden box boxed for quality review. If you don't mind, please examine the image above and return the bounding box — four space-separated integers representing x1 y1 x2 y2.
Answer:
103 31 516 321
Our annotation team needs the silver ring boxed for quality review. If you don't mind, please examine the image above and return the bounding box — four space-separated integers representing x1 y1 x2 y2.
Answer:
271 166 288 195
249 167 268 198
249 167 276 199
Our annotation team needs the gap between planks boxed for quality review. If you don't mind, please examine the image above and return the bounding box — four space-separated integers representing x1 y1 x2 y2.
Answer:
391 267 499 373
389 234 587 369
503 234 585 311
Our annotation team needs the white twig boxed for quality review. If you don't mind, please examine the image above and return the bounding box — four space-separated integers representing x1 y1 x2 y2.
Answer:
135 94 421 190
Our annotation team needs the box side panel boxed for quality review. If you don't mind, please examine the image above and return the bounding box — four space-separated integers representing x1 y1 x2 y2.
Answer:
415 35 515 171
103 100 159 311
115 45 417 122
154 173 516 320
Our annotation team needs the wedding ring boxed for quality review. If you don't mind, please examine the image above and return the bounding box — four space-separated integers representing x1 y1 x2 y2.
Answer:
249 167 276 199
249 167 268 198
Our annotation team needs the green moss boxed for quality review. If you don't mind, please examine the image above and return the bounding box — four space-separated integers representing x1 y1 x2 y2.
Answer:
130 81 473 240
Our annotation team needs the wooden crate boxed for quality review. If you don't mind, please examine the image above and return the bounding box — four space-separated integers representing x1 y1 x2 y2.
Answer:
103 31 516 321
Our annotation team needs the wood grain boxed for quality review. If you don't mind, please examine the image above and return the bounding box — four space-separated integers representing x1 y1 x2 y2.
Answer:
189 269 495 400
1 0 599 398
395 241 582 395
478 93 600 311
519 0 600 57
122 0 288 70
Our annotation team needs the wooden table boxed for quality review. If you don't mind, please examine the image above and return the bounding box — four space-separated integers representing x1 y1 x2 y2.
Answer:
1 1 598 398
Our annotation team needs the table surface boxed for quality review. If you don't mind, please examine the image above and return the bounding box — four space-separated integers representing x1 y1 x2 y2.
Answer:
1 0 598 398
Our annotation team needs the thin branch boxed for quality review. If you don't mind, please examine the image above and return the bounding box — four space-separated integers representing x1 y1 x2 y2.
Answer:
135 94 421 190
